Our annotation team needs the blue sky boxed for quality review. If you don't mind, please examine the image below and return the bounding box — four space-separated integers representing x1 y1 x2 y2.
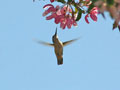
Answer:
0 0 120 90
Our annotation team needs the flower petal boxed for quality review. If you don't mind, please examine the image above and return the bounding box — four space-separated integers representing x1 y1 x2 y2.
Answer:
43 4 54 9
43 7 55 16
55 15 64 24
90 14 97 21
85 14 89 24
50 0 54 3
66 18 73 29
60 18 67 29
46 13 56 20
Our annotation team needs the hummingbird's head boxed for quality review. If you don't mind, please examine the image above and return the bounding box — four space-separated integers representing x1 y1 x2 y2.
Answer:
52 28 58 43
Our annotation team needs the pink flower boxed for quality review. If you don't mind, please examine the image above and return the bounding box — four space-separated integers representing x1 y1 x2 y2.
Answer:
46 13 57 20
60 18 67 29
85 14 89 23
60 15 77 29
43 7 55 16
90 7 98 21
50 0 54 3
61 5 72 13
43 4 53 9
85 7 98 23
43 4 55 16
43 4 60 17
43 4 77 29
54 15 64 24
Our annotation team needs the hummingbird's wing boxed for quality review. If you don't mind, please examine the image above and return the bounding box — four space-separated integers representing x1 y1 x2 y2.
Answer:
63 38 80 46
33 39 54 47
37 41 54 46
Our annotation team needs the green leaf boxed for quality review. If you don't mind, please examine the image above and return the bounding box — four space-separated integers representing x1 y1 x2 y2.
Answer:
87 0 98 13
106 0 114 6
68 0 72 3
72 2 83 21
87 3 94 13
118 26 120 32
75 8 83 21
101 13 106 19
113 21 118 30
57 0 66 4
113 21 120 32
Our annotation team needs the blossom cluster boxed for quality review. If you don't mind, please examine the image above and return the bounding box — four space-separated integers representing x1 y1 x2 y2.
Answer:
43 0 98 29
43 4 77 29
93 0 120 31
33 0 120 31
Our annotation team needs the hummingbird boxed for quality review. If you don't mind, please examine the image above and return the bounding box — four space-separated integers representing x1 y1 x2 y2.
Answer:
35 28 79 65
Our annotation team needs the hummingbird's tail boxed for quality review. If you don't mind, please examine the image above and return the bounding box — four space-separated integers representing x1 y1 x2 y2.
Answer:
57 56 63 65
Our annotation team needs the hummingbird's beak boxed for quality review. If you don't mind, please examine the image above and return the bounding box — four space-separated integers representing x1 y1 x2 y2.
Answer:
55 28 57 36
